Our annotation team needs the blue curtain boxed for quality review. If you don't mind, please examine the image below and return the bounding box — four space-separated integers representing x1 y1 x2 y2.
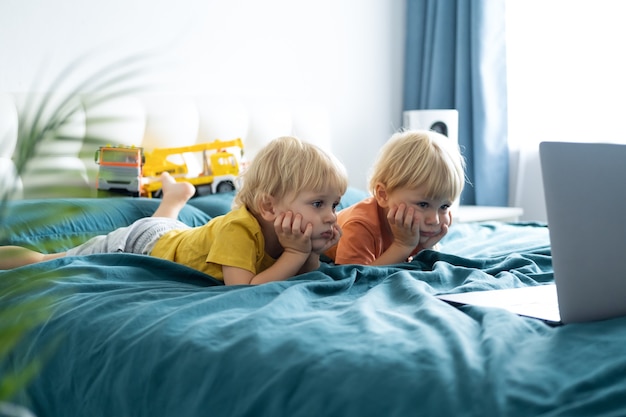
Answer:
403 0 508 206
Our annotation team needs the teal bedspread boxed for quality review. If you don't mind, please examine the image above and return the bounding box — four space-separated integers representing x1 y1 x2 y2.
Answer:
2 195 626 417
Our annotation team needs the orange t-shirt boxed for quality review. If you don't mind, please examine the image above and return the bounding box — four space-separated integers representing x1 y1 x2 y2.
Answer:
326 197 425 265
325 197 398 265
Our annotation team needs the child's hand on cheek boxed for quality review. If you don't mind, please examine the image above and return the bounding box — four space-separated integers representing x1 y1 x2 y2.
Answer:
387 203 421 249
313 224 343 255
420 212 452 249
420 222 448 249
274 211 313 256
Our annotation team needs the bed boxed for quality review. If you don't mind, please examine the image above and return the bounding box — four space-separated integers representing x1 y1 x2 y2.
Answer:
4 90 626 416
3 190 626 417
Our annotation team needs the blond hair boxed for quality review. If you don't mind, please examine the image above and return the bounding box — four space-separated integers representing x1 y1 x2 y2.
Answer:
234 136 348 213
368 129 465 201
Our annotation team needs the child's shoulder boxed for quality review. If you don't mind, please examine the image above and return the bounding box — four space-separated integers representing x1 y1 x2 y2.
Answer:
208 205 258 229
337 196 379 222
340 195 376 211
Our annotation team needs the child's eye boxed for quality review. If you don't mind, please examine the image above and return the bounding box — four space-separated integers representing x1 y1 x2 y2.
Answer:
312 201 323 208
440 204 451 211
416 202 429 209
332 201 340 210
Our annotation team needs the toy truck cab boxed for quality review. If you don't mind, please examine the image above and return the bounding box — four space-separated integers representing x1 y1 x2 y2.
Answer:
208 150 239 192
95 146 144 197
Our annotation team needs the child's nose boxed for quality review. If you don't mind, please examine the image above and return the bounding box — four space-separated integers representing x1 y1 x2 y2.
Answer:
424 210 440 225
324 209 337 223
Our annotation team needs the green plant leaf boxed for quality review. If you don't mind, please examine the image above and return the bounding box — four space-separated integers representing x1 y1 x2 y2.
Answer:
1 47 157 403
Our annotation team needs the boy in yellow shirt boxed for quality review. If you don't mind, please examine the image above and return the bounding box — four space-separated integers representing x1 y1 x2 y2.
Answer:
0 136 348 285
326 129 465 265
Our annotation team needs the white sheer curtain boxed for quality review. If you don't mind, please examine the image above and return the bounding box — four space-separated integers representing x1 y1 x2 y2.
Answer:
507 0 626 221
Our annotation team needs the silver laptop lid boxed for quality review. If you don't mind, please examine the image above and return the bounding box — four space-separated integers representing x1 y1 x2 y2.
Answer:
539 141 626 323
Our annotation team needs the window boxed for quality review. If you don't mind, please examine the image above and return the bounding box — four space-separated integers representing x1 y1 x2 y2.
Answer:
506 0 626 151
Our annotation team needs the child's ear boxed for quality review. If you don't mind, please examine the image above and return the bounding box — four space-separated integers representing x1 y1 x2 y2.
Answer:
257 194 277 221
373 183 390 207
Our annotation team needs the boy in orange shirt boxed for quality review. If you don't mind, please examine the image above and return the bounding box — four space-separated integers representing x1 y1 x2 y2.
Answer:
326 129 465 265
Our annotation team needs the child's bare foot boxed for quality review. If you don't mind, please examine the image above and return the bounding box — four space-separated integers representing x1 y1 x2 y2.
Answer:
160 172 195 201
151 173 196 218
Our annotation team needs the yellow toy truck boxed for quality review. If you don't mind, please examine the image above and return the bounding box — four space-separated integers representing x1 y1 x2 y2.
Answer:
141 138 244 198
94 145 144 197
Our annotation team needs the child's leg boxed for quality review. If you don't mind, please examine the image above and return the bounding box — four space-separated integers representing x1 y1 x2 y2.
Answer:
0 246 66 270
0 173 193 270
151 172 196 219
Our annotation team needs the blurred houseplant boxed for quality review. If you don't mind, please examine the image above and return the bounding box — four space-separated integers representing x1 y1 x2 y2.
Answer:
0 50 156 413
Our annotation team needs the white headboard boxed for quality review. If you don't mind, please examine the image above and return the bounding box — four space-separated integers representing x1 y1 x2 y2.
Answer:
0 93 332 200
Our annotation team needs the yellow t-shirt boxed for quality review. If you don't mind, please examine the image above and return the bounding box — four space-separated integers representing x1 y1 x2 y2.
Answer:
150 206 276 281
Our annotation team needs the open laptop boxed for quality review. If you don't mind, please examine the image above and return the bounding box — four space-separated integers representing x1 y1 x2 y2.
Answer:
438 141 626 325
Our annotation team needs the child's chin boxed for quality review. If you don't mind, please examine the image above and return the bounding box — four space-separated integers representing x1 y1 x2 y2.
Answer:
419 236 432 244
312 241 330 252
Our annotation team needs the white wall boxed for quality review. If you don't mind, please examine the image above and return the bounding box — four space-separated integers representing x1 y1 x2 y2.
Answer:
0 0 405 191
